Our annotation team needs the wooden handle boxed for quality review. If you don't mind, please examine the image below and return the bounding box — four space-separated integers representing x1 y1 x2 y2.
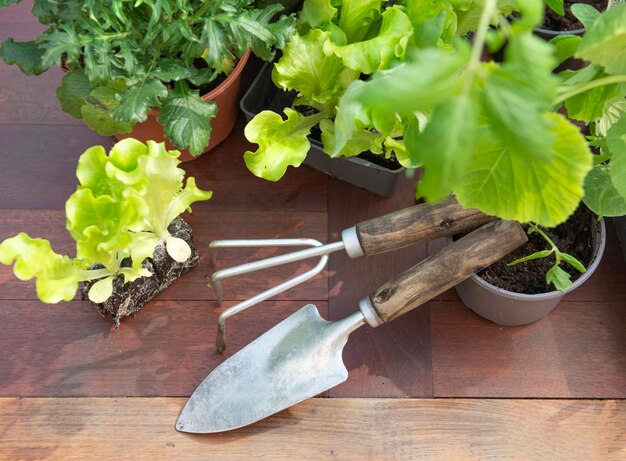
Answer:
361 220 527 326
354 196 494 256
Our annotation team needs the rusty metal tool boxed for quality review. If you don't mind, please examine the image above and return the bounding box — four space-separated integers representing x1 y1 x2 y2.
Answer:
177 219 527 433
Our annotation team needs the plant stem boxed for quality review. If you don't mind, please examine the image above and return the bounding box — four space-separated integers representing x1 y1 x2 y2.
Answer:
469 0 497 69
529 223 561 264
554 75 626 105
79 268 112 281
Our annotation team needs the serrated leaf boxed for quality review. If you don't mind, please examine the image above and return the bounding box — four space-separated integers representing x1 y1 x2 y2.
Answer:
0 233 80 303
244 108 322 181
546 265 573 292
163 177 213 228
0 38 47 75
576 4 626 74
114 78 167 123
456 113 593 227
273 29 345 104
324 7 413 74
157 81 216 155
412 96 478 201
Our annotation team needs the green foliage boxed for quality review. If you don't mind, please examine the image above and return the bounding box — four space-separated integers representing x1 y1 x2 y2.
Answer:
508 224 586 292
0 139 212 304
0 0 295 155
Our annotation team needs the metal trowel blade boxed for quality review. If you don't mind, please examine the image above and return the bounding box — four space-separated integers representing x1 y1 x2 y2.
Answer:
176 304 365 433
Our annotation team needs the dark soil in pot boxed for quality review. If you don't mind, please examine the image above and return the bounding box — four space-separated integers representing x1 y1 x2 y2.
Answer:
476 206 596 294
541 0 606 31
81 217 199 326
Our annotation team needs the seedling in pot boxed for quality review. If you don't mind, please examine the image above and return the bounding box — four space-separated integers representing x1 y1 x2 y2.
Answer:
0 139 212 310
507 223 587 292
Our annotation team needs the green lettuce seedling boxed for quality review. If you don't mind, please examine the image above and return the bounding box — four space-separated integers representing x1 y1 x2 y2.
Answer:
507 224 587 292
0 139 212 304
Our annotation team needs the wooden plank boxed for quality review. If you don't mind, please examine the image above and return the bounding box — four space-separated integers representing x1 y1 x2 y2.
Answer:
326 175 433 398
0 299 327 397
0 208 327 302
1 397 624 460
0 122 327 212
431 300 626 398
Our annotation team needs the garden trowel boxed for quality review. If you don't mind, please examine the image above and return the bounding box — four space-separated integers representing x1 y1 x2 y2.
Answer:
176 219 527 433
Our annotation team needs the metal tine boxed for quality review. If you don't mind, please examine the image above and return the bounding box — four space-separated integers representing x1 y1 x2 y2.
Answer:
209 238 348 353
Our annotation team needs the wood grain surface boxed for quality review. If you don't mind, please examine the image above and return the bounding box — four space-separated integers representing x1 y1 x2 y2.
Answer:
1 397 624 461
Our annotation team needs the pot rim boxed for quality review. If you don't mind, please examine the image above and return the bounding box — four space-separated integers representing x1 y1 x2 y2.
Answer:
147 48 251 116
463 217 607 301
534 0 611 36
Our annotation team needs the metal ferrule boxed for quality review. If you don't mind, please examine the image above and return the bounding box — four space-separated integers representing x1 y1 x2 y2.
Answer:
341 226 365 259
358 298 383 328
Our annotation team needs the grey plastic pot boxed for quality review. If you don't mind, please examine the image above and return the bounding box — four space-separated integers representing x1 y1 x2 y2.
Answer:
534 0 611 38
239 62 404 197
452 218 606 326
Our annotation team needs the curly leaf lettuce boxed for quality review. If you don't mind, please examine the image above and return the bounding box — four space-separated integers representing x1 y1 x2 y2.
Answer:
0 233 81 303
244 108 326 180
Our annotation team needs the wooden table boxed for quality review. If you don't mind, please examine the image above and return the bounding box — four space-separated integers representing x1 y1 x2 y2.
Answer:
1 2 625 459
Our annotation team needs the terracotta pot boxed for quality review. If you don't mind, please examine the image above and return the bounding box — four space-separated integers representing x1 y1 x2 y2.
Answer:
452 218 606 326
115 49 251 162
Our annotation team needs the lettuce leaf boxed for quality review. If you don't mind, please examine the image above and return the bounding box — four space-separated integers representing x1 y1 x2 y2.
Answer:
576 4 626 75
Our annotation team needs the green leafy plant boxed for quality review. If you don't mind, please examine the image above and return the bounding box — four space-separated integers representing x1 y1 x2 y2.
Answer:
507 224 587 291
0 0 295 155
243 0 416 180
0 138 212 304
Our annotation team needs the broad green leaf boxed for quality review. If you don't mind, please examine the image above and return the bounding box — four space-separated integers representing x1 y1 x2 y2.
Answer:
583 165 626 217
113 78 167 123
564 77 624 123
81 104 133 136
56 70 92 119
88 276 114 303
560 252 586 273
338 0 383 44
456 113 593 227
549 35 582 64
273 29 345 104
324 7 413 74
544 0 564 16
412 96 478 201
157 81 217 155
576 4 626 74
244 108 323 181
105 138 150 186
607 115 626 199
481 32 559 162
352 46 469 116
456 0 531 36
405 0 457 47
319 118 379 158
570 3 601 29
298 0 337 29
0 38 47 75
595 96 626 135
508 249 553 266
546 265 573 292
0 233 79 303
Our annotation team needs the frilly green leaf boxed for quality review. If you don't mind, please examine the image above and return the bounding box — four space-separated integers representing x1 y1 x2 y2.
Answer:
0 233 80 303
